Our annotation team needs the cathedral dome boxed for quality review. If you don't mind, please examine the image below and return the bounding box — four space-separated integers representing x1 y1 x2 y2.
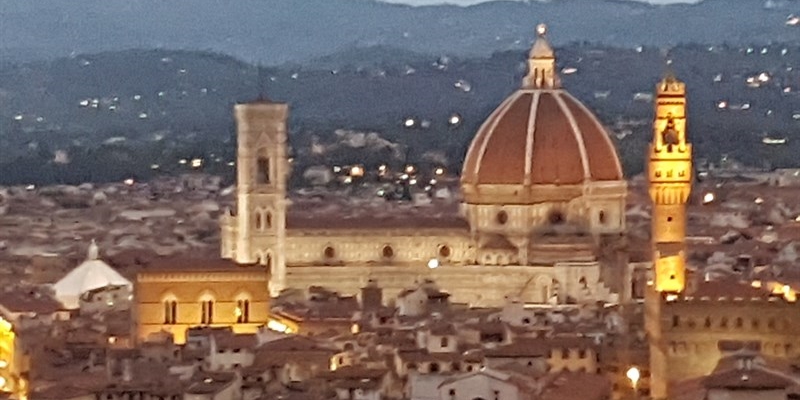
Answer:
461 25 623 204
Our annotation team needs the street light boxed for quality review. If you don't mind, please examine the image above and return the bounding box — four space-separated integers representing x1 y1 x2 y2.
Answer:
626 366 640 398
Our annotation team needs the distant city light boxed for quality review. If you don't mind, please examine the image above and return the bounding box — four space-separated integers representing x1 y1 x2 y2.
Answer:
755 197 764 204
191 158 203 168
400 174 409 180
25 184 35 191
561 67 578 75
138 112 148 119
350 166 364 177
788 15 800 26
150 164 160 170
404 118 416 128
702 192 715 204
343 176 353 184
427 259 440 269
409 179 417 185
434 167 445 176
448 113 462 126
626 367 641 391
124 178 135 186
717 101 728 109
179 159 188 165
333 166 342 173
13 115 22 121
405 165 415 174
429 179 437 185
267 319 292 333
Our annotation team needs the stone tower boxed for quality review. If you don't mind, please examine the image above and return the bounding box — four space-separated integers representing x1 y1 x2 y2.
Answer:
648 73 692 294
646 73 692 400
220 100 290 295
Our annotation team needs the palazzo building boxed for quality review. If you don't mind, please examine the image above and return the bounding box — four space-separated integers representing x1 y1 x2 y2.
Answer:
219 25 630 306
644 74 800 400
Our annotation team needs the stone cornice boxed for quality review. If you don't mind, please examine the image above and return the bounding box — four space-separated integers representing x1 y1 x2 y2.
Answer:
137 271 267 283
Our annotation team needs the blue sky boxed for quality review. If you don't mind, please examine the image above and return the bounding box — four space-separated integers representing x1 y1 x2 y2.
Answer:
384 0 699 5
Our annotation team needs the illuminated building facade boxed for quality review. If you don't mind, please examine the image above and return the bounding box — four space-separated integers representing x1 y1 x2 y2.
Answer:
645 75 800 400
0 317 16 396
134 259 270 344
647 74 692 294
220 25 630 306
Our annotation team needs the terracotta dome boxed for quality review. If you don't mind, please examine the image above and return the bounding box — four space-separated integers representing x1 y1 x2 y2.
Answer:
461 25 622 192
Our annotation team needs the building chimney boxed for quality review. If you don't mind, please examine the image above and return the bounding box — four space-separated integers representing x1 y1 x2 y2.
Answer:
360 280 383 312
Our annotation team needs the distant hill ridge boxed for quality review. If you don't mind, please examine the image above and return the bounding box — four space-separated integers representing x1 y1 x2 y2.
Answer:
1 0 798 64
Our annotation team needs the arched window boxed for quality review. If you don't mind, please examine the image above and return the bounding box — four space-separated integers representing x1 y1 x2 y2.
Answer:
255 212 263 231
201 299 214 324
598 210 606 224
704 317 712 329
163 300 177 324
735 317 743 328
720 317 728 328
256 157 270 184
236 299 250 323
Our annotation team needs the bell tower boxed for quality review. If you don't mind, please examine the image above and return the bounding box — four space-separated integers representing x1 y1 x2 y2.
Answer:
648 73 692 294
220 99 290 296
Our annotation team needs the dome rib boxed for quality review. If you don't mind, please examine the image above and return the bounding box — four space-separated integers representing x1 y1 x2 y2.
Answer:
553 92 592 181
466 91 523 181
523 91 541 186
561 92 623 180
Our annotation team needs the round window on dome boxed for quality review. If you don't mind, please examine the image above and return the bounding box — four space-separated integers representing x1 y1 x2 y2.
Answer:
382 245 394 259
496 211 508 225
438 245 451 258
324 246 336 259
548 210 565 225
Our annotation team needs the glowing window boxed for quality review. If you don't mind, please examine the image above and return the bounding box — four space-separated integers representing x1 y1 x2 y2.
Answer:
201 300 214 324
163 300 177 325
236 299 250 323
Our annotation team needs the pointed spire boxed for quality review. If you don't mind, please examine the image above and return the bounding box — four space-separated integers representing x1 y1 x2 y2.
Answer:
523 24 560 89
87 239 99 261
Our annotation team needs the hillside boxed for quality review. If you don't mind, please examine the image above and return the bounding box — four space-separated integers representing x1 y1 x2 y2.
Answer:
1 42 799 184
1 0 798 64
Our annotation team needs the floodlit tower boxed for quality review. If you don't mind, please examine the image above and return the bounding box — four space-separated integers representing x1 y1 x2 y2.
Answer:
220 99 290 295
648 73 692 294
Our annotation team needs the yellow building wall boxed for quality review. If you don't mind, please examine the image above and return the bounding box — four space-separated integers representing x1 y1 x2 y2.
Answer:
135 269 270 344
